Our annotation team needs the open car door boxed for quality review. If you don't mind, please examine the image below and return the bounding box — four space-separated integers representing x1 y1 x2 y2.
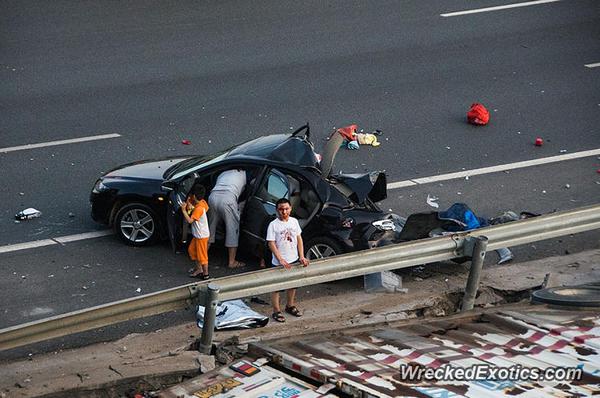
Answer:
163 172 199 253
240 168 290 250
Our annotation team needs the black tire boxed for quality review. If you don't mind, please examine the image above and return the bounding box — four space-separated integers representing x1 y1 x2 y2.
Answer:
531 286 600 307
305 236 344 260
114 203 159 246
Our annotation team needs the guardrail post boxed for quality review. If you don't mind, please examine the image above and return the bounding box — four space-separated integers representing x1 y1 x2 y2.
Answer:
461 236 488 312
198 283 220 354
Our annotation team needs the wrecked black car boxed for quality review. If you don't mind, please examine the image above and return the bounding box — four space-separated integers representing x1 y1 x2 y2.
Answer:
90 124 402 260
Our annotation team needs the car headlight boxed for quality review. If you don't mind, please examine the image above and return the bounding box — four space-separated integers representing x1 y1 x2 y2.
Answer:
92 179 109 194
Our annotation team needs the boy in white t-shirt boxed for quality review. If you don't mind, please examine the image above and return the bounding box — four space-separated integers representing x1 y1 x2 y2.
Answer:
266 198 310 323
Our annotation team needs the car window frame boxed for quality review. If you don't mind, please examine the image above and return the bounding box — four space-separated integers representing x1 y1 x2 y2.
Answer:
256 168 290 206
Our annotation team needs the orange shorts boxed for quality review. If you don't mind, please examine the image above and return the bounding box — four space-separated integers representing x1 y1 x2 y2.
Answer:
188 237 208 265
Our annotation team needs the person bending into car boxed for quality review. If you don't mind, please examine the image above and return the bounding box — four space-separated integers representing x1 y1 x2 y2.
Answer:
208 169 247 268
181 185 210 280
266 198 310 323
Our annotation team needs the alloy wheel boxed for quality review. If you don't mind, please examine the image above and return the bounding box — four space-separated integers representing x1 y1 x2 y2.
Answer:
120 208 155 243
307 243 337 260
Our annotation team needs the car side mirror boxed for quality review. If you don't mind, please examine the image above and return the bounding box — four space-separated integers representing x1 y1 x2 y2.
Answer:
162 180 176 192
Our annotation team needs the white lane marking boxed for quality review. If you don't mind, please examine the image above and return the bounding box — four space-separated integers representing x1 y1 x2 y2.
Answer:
0 239 57 254
0 133 121 154
584 62 600 68
440 0 560 17
2 147 600 253
53 230 113 244
0 231 113 254
21 307 55 317
387 148 600 190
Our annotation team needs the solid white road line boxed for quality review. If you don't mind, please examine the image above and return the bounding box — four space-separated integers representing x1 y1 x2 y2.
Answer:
0 133 121 154
1 147 600 254
584 62 600 68
53 230 114 244
0 239 58 254
440 0 560 17
0 230 113 254
387 148 600 190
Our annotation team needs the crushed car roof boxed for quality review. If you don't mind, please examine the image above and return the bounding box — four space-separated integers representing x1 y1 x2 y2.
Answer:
228 134 320 169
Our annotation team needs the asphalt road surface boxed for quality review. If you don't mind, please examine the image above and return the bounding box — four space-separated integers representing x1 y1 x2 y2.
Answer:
1 1 599 355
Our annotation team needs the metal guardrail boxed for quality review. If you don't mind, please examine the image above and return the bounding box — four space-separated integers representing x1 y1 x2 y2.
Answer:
1 203 599 351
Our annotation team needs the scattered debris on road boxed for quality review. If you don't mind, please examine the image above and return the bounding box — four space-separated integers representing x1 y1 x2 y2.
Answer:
467 102 490 125
14 208 42 220
426 194 439 208
535 137 544 146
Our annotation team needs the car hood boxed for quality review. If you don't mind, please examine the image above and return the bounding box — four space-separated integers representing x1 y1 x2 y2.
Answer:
332 171 387 203
105 157 189 180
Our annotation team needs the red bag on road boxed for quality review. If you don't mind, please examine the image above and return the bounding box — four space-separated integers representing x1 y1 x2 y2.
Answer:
467 103 490 125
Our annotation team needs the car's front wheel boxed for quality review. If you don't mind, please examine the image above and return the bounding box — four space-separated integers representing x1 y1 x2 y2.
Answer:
114 203 158 246
305 236 343 260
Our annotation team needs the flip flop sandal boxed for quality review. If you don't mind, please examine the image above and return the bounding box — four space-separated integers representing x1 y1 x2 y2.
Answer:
228 261 246 269
285 306 302 317
272 311 286 323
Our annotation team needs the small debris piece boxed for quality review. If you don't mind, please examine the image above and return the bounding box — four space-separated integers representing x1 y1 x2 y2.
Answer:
15 208 42 220
467 103 490 125
136 288 141 293
559 149 567 153
426 194 439 209
108 365 123 377
181 139 191 145
250 296 268 305
565 184 570 189
534 137 543 146
68 212 75 218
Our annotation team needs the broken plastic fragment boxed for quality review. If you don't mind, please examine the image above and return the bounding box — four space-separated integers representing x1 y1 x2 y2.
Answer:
136 288 142 293
534 137 543 146
426 194 439 209
15 208 42 220
181 139 191 145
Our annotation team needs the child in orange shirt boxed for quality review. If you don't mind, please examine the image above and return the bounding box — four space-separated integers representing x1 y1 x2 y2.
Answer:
181 185 210 280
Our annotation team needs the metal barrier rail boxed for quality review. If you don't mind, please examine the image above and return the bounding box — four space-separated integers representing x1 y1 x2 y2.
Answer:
1 204 599 351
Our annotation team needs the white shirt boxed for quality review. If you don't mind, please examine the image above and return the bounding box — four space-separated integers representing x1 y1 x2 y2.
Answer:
266 217 302 265
211 169 246 200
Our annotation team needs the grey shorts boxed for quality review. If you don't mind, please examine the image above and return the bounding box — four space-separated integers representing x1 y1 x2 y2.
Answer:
208 191 240 247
